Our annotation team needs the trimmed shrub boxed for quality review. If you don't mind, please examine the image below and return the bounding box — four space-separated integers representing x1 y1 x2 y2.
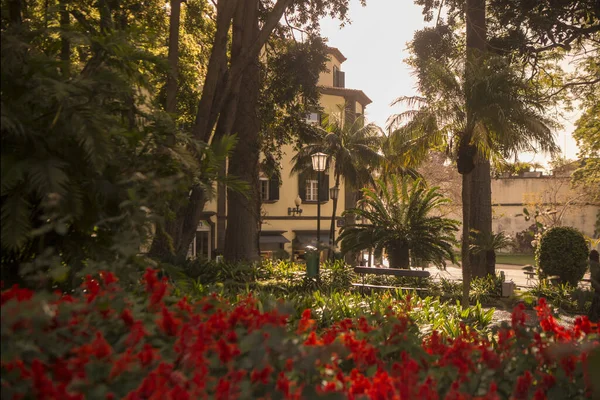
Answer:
536 226 589 285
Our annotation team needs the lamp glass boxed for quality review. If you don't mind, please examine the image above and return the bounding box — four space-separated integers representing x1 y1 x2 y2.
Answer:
311 152 328 172
294 195 301 207
329 185 340 200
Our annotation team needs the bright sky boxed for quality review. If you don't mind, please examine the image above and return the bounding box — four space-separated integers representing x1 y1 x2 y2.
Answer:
318 0 580 167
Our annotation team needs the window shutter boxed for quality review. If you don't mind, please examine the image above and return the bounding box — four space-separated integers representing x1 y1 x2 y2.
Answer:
338 71 345 88
269 175 279 201
319 173 330 202
298 171 307 201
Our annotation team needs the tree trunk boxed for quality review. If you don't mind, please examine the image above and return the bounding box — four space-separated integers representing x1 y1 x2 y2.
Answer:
223 0 261 262
470 159 492 277
148 187 208 262
160 0 291 261
165 0 181 115
462 0 487 305
59 0 70 77
461 172 472 306
344 187 361 264
387 243 410 269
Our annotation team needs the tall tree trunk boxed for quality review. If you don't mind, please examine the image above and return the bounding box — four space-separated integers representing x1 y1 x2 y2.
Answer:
149 188 209 262
470 159 492 277
344 188 361 264
461 173 472 306
462 0 487 305
8 0 22 24
224 0 261 262
165 0 181 115
59 0 70 77
153 0 291 262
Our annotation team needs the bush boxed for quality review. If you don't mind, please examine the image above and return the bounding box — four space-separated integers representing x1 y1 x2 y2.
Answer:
536 227 589 285
2 270 598 399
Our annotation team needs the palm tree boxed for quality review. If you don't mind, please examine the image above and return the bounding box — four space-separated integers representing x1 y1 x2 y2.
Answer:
387 55 559 277
338 175 459 269
469 230 514 275
292 110 383 258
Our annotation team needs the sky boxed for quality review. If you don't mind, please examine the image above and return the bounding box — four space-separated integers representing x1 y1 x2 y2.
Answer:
318 0 580 167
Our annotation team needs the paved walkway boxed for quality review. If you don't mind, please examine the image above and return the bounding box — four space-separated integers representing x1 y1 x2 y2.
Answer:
424 263 591 289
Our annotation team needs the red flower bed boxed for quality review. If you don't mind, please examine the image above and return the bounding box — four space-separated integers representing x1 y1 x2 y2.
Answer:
1 269 598 399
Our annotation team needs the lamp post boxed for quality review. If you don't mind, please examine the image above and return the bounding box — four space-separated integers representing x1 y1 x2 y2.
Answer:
329 185 340 259
311 152 328 262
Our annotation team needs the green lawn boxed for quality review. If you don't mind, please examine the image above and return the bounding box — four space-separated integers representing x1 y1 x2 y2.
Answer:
496 253 535 266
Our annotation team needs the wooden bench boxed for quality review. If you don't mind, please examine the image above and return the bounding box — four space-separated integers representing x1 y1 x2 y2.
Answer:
352 266 431 293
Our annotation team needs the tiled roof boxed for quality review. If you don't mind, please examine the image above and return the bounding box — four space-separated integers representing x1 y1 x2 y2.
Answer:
326 47 347 63
319 86 372 106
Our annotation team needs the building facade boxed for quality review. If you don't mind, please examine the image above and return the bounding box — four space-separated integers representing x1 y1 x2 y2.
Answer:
188 47 372 260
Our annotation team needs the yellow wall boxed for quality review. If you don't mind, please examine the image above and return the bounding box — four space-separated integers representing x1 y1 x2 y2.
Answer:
491 177 598 239
318 54 342 87
261 143 346 254
198 48 371 259
319 93 346 121
441 177 599 241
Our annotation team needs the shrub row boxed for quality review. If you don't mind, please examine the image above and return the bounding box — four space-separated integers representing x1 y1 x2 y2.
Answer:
1 269 598 399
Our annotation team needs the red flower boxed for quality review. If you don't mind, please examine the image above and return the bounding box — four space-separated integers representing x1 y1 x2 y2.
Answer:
158 306 181 336
138 344 158 367
100 271 118 286
215 378 231 400
251 365 273 384
83 276 101 303
91 332 112 359
514 371 533 399
216 338 240 363
276 372 291 397
297 309 315 333
1 285 34 305
121 309 135 326
511 303 527 329
304 331 323 346
126 321 147 346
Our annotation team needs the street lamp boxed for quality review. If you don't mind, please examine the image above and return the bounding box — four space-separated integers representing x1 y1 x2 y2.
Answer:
288 195 303 216
311 152 328 256
329 185 340 258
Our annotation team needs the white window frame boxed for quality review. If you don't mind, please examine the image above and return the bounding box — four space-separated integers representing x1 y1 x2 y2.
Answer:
305 179 319 201
259 177 270 201
306 112 320 125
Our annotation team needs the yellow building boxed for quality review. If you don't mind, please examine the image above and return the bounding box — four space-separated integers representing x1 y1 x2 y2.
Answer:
188 47 372 260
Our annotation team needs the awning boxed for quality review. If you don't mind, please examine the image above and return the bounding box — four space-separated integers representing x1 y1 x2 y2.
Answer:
260 235 289 244
293 231 330 247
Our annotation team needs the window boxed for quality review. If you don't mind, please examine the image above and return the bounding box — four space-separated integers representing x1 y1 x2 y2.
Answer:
305 179 319 201
306 112 320 125
260 178 269 201
333 65 345 88
259 175 280 202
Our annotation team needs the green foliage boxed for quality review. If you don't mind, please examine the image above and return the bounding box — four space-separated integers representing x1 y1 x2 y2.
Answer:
572 101 600 202
291 111 383 190
339 175 459 269
528 281 595 314
536 227 589 285
469 230 514 254
0 0 217 289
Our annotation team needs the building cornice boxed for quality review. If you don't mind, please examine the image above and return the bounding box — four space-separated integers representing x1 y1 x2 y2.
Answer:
326 47 347 63
319 86 373 107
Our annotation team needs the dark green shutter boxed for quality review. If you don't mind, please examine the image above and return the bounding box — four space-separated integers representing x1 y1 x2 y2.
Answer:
319 173 330 202
269 175 279 201
298 171 307 201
